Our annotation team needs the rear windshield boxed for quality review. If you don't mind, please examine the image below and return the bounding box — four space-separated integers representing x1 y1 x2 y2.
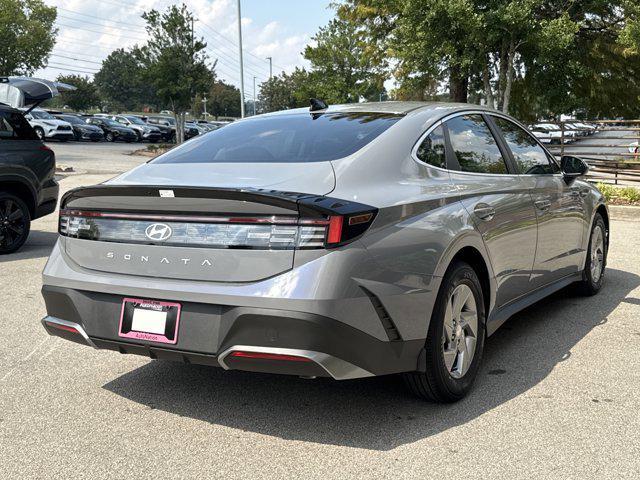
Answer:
152 112 402 164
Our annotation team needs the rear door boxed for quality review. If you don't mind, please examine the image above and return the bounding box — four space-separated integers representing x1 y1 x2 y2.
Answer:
444 113 538 307
489 115 586 287
0 109 44 168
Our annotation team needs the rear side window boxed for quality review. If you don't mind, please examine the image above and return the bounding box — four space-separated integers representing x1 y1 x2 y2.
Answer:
0 111 38 140
152 112 402 164
446 115 508 174
416 125 447 168
493 117 559 174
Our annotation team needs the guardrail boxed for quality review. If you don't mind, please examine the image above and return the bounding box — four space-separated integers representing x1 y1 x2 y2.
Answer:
531 120 640 185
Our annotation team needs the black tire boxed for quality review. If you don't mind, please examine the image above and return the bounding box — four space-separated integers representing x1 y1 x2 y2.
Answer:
106 132 115 142
0 193 31 255
576 213 607 296
403 260 486 403
34 127 45 141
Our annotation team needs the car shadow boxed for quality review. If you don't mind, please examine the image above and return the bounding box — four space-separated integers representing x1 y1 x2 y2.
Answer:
103 268 639 450
0 230 58 262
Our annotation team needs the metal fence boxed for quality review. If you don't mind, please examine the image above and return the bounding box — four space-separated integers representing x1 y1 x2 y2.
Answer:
531 119 640 185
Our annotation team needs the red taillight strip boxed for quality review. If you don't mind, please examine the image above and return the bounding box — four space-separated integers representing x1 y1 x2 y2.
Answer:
45 321 78 334
229 351 313 362
326 215 344 244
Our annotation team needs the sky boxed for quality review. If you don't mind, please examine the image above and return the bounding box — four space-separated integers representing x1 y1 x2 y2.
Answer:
36 0 335 98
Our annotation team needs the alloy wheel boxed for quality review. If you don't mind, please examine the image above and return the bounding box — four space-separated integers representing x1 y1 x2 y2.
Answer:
442 284 478 379
590 225 605 282
0 198 28 252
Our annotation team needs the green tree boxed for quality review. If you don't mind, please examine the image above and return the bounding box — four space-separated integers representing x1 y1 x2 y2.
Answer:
0 0 57 75
54 74 99 111
303 18 383 103
209 81 241 118
94 48 151 112
258 69 308 112
337 0 640 119
141 4 215 143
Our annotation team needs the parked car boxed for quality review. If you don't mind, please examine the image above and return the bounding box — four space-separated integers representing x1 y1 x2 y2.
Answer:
0 103 58 254
41 102 608 403
145 116 176 142
86 117 137 143
20 108 74 142
54 114 103 142
185 121 207 135
194 120 218 132
111 115 163 143
146 116 199 141
531 123 564 144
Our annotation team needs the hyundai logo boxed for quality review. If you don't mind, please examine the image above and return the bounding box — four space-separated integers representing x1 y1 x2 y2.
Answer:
145 223 173 242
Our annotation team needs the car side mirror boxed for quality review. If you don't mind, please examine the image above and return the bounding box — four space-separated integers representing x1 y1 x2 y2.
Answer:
561 155 589 180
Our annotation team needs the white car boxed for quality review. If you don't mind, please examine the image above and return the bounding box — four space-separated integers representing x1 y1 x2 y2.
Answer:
531 123 563 144
21 109 74 142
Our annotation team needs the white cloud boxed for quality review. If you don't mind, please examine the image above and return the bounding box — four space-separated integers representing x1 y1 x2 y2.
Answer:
36 0 320 95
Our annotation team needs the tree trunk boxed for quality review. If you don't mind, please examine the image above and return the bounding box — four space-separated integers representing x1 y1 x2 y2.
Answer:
502 39 516 113
449 64 468 103
483 59 494 109
496 39 508 110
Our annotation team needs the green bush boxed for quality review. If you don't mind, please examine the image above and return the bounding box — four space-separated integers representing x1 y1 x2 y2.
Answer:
597 183 640 204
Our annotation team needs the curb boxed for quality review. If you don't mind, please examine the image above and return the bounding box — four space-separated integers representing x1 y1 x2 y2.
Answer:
608 205 640 222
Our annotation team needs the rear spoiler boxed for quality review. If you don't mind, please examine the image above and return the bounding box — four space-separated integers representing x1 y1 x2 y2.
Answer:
60 185 376 219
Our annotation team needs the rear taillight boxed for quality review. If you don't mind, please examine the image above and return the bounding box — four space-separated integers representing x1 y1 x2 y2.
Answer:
58 209 376 249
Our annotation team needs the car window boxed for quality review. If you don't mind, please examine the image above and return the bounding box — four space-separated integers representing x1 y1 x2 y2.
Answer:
416 124 447 168
31 110 54 120
493 117 559 174
0 111 38 140
152 112 402 164
445 114 508 174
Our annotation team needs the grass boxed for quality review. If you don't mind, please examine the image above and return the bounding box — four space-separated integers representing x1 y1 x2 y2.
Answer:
145 143 174 153
597 183 640 205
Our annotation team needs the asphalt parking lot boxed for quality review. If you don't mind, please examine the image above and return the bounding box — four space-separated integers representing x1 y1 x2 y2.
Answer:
1 145 640 479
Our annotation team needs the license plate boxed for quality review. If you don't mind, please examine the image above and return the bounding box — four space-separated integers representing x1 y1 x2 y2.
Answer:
118 298 181 344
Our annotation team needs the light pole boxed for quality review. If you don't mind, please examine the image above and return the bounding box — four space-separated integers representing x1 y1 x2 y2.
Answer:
236 0 245 118
202 96 208 119
253 76 257 116
266 56 272 79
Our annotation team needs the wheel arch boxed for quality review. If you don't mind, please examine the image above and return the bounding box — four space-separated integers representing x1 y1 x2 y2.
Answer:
0 176 37 217
433 232 496 321
582 202 610 270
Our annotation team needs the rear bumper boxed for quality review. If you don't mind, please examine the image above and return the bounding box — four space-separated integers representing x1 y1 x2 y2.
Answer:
41 285 424 379
34 179 59 219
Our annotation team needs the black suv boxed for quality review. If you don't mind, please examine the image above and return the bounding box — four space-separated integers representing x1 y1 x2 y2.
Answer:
0 103 59 254
146 116 199 142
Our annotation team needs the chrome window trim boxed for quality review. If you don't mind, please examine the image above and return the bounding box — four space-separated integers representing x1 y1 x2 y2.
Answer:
411 109 563 178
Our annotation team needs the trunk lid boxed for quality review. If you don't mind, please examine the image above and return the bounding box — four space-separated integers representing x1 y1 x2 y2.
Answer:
60 161 336 283
108 162 336 195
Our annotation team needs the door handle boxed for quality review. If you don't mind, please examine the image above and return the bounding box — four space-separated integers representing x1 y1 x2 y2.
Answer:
534 199 551 212
474 203 496 221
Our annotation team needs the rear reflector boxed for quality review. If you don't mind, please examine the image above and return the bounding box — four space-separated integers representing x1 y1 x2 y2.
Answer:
229 351 312 362
45 321 79 334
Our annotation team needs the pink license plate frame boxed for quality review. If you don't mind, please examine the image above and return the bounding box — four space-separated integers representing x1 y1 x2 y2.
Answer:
118 297 181 345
